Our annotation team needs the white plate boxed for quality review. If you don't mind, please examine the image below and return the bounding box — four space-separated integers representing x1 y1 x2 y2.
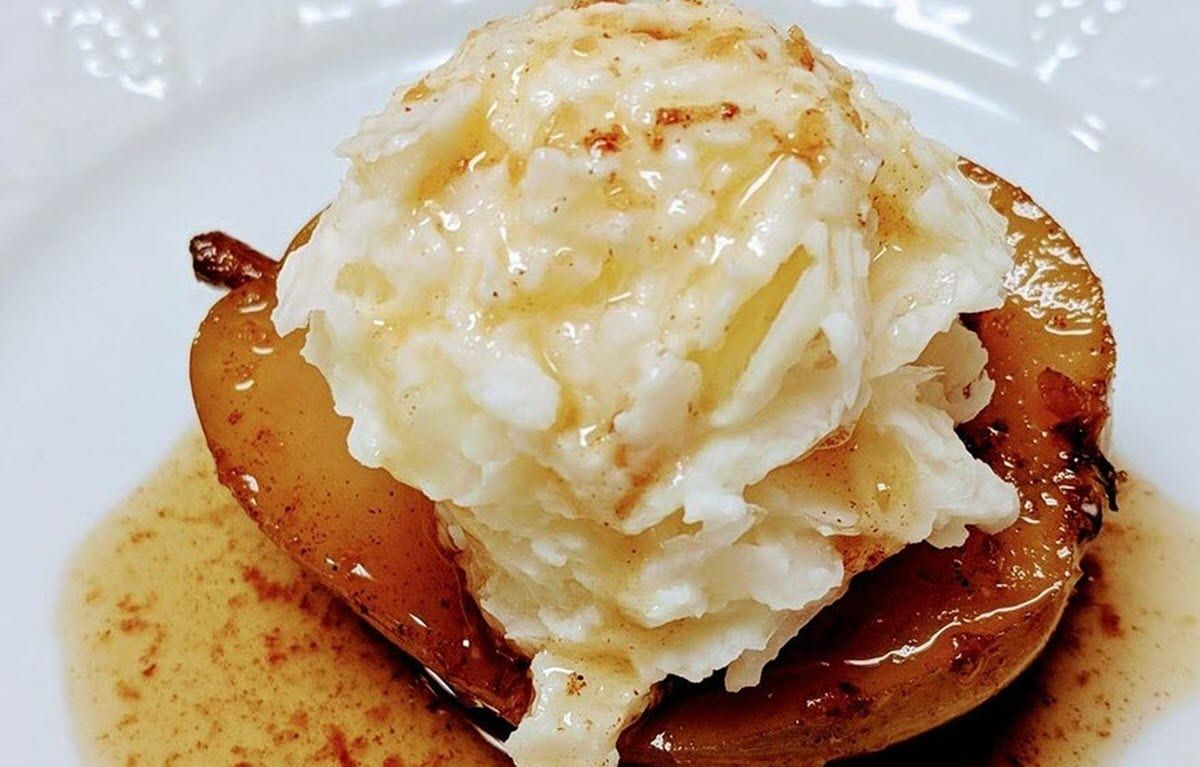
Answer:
2 1 1197 763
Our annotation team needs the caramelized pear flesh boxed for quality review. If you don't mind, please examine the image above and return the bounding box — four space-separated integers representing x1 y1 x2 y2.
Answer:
189 221 532 721
618 162 1116 765
189 161 1114 764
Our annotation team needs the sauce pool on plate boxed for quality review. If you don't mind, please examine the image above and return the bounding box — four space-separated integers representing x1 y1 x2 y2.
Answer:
58 433 506 767
59 436 1200 766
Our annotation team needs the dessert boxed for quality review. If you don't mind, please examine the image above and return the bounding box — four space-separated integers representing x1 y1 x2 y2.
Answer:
188 1 1116 764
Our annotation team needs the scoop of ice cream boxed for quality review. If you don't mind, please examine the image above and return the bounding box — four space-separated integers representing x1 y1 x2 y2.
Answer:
273 1 1019 765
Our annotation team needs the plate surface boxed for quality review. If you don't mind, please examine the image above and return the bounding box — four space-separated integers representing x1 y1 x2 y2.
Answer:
1 1 1197 763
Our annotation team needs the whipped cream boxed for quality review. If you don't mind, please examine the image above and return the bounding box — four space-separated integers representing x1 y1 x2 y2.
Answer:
274 2 1019 764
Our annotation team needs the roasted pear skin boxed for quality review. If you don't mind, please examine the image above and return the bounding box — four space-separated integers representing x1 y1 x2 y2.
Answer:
190 161 1115 764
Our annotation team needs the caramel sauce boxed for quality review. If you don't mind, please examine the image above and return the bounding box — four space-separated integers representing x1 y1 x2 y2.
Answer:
59 444 1200 766
59 432 507 767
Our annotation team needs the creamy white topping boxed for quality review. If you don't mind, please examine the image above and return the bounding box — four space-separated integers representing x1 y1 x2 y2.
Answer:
274 2 1019 765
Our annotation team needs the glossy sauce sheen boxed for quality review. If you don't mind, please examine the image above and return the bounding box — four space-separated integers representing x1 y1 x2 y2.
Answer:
60 448 1200 766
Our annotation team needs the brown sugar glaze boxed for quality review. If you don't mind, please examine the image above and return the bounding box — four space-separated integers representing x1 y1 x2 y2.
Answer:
60 450 1200 766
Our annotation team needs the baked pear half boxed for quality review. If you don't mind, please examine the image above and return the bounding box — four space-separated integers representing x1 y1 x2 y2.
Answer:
189 160 1116 765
